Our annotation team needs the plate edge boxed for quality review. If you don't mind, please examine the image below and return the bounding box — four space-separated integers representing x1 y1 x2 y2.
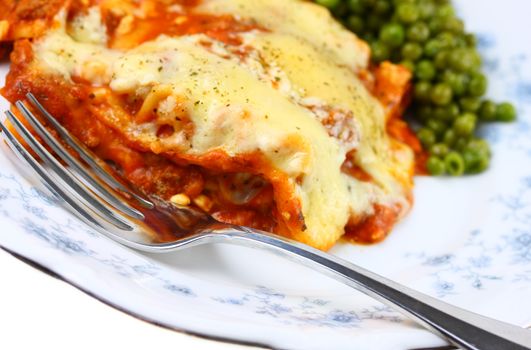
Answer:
0 245 458 350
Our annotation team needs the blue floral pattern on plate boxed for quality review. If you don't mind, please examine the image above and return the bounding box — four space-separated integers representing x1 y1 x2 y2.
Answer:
0 1 530 349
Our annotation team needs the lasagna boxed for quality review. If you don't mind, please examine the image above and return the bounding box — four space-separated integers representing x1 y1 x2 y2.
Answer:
0 0 419 250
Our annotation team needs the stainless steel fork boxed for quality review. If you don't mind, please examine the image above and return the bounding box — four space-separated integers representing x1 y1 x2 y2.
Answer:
1 93 530 350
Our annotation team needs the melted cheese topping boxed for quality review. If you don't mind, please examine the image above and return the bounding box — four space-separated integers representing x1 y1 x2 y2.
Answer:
29 0 413 249
197 0 370 71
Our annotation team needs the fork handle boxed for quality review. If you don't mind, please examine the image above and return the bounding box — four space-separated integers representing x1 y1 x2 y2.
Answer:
182 227 531 350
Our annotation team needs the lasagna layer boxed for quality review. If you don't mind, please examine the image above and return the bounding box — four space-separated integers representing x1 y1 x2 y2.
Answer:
1 0 416 250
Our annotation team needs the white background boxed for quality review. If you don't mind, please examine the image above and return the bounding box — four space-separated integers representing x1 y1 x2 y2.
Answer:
0 249 258 350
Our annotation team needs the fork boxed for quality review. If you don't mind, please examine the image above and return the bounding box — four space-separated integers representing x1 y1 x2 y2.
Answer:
1 93 530 350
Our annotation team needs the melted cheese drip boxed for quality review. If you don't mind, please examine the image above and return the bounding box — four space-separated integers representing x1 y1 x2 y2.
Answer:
31 1 413 249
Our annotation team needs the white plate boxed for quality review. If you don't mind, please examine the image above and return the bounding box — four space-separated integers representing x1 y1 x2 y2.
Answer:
0 0 530 349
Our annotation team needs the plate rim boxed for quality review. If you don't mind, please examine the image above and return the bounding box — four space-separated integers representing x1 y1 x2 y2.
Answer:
1 244 458 350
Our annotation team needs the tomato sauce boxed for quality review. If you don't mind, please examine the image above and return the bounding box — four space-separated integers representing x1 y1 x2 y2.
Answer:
344 204 401 244
104 3 259 49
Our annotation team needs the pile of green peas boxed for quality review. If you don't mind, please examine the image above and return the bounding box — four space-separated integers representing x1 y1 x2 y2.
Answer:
314 0 516 176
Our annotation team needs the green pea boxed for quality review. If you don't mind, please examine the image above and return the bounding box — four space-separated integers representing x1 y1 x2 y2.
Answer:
371 41 390 62
468 72 488 97
373 0 391 14
430 143 449 157
426 118 448 136
414 81 432 101
444 151 465 176
463 148 490 174
389 12 400 24
380 23 406 47
495 102 517 122
439 105 463 121
444 103 461 120
453 36 468 48
400 60 415 72
434 50 450 69
348 0 366 14
417 127 436 147
315 0 340 9
465 33 477 47
418 1 436 19
424 39 443 57
453 113 477 136
467 138 491 158
454 137 470 152
444 18 464 34
427 156 446 175
442 71 468 96
392 0 415 5
449 49 481 72
397 3 420 24
402 42 423 61
432 106 447 120
416 60 436 81
447 50 462 70
436 32 455 49
347 16 365 33
436 4 455 19
459 97 482 112
428 18 444 35
478 100 497 121
407 22 430 42
471 51 482 67
431 83 453 106
443 129 457 147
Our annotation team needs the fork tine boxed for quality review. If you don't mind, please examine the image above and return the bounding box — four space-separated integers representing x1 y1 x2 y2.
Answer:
0 120 114 231
4 110 134 231
15 100 145 220
26 93 154 210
